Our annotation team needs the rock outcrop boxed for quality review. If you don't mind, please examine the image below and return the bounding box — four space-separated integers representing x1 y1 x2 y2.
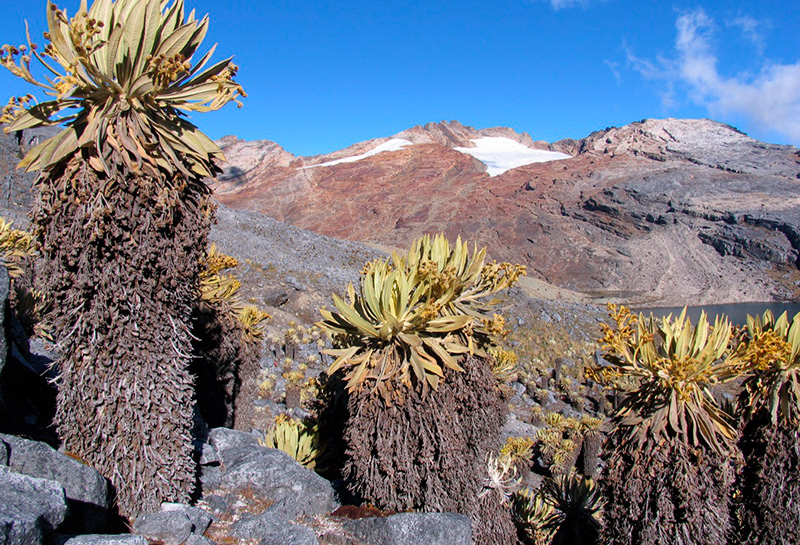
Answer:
0 434 109 533
0 426 482 545
0 466 68 545
212 118 800 306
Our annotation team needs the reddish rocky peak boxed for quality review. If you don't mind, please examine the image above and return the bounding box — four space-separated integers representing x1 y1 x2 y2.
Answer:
394 120 483 147
394 120 547 151
477 126 536 147
215 137 297 191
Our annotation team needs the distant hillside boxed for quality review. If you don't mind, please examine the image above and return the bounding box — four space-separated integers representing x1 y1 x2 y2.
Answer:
211 118 800 307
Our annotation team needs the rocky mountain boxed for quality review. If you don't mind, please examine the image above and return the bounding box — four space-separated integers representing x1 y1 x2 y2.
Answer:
211 119 800 307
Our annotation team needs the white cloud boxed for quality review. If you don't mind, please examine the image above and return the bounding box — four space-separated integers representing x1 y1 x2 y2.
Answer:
604 59 622 85
630 9 800 144
728 15 769 54
531 0 591 10
549 0 587 9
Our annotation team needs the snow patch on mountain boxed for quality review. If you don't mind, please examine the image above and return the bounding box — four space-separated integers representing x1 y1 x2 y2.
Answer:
301 138 413 169
454 137 571 176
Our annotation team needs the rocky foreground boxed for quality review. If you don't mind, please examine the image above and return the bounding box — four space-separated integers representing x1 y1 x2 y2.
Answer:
1 423 476 545
212 118 800 306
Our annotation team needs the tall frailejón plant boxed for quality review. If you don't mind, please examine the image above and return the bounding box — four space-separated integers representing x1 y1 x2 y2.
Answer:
735 310 800 544
193 243 270 430
318 234 525 545
591 305 742 545
0 0 243 518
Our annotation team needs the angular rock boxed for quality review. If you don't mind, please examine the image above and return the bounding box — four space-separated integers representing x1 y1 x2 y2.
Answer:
185 535 216 545
60 536 149 545
230 510 281 538
0 433 109 533
342 513 472 545
207 427 260 464
262 287 290 307
261 521 318 545
220 446 337 520
501 415 539 440
132 511 192 545
232 512 317 545
194 441 220 466
199 465 222 491
161 503 213 536
0 466 68 545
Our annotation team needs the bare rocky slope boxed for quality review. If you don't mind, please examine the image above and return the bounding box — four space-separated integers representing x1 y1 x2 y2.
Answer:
212 118 800 307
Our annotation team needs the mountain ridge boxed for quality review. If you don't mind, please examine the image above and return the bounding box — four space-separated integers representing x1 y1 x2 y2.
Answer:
211 118 800 307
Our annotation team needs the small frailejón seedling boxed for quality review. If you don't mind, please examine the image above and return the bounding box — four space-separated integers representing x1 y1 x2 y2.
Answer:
0 0 243 518
261 414 325 471
590 305 744 545
735 310 800 545
513 487 557 545
0 216 35 279
318 233 525 545
513 472 602 545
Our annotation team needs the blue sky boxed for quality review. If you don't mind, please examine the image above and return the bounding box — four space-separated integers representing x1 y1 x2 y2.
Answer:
1 0 798 156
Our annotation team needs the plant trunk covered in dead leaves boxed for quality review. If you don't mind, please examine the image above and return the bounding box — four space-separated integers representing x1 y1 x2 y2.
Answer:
737 419 800 545
336 355 510 542
34 156 212 519
191 302 260 431
600 436 735 545
473 488 521 545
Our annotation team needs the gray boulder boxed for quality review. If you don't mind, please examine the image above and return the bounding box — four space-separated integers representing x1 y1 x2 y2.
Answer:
220 446 337 520
207 427 337 521
132 511 193 545
260 521 318 545
60 536 148 545
199 465 222 491
194 442 220 465
0 433 109 533
342 513 472 545
0 466 68 545
160 503 213 536
231 512 317 545
184 535 216 545
207 427 260 464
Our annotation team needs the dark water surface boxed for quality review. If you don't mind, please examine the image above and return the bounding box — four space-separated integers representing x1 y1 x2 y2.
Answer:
634 302 800 326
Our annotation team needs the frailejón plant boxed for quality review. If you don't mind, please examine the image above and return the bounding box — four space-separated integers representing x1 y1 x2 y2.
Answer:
0 0 243 518
735 310 800 544
319 233 525 402
593 304 742 545
317 234 524 545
